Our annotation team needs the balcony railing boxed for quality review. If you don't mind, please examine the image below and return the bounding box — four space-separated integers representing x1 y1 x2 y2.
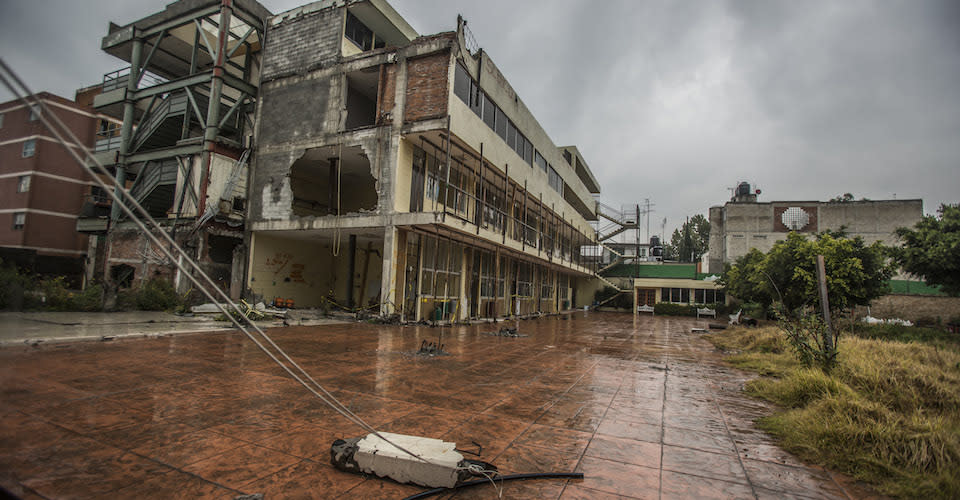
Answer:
102 67 167 92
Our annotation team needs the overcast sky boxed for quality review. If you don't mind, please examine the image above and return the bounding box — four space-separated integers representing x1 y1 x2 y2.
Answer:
2 0 957 239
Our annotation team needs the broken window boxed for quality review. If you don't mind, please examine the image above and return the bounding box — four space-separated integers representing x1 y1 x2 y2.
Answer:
345 12 374 51
346 72 377 129
208 235 239 265
110 264 135 288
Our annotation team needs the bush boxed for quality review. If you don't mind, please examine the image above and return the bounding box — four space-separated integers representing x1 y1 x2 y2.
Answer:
0 260 32 310
72 284 103 312
135 277 181 311
41 277 73 311
653 303 696 316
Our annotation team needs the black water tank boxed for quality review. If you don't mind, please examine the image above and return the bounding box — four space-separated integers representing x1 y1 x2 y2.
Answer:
736 182 751 197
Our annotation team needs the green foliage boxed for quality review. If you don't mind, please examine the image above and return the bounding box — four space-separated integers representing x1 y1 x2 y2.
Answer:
894 204 960 296
720 232 893 315
0 259 32 310
653 303 696 316
664 214 710 262
135 277 181 311
710 326 960 498
775 305 839 372
851 323 960 352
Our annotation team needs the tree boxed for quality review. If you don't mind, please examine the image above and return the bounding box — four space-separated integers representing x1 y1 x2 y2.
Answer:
664 214 710 262
719 232 893 315
894 204 960 296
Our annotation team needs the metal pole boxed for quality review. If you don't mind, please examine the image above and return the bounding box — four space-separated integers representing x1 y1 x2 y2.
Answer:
198 0 233 217
816 254 834 353
111 37 144 221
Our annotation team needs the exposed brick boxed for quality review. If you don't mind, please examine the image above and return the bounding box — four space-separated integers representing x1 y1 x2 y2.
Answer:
262 8 342 80
378 64 397 124
404 51 450 123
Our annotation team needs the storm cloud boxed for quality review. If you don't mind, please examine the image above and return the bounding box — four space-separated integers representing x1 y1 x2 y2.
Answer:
2 0 957 237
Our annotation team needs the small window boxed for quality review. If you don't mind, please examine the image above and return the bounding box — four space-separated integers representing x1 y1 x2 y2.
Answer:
28 107 39 121
22 139 36 158
12 212 25 230
0 113 4 128
345 11 374 51
495 107 507 140
481 93 496 129
563 149 572 165
534 150 547 171
454 64 471 104
17 175 31 193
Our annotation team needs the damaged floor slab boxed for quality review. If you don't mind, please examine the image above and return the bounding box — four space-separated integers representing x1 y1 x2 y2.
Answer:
0 312 880 499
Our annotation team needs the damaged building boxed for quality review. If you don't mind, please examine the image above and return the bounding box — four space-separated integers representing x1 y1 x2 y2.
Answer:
78 0 603 320
77 0 271 298
247 0 601 320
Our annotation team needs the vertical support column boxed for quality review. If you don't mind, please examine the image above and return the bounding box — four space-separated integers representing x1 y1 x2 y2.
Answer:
380 226 399 316
111 35 144 221
197 0 233 217
347 234 357 309
328 157 340 215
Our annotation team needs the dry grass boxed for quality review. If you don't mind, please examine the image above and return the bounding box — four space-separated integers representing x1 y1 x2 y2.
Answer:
708 326 960 498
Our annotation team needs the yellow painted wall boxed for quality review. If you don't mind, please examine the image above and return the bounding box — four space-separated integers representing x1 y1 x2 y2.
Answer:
248 233 383 308
393 137 413 212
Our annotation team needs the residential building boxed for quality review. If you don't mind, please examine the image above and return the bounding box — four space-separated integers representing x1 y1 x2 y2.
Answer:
707 182 923 274
0 92 118 285
246 0 601 320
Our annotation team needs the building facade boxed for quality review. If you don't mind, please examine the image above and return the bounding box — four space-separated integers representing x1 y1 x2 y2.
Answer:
0 92 118 285
245 0 601 320
708 184 923 274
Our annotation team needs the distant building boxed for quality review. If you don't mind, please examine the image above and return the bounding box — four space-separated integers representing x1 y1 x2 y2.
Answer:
0 92 119 285
707 182 923 274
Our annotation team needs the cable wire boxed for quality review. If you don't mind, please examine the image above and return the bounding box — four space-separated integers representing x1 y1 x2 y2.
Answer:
0 58 431 465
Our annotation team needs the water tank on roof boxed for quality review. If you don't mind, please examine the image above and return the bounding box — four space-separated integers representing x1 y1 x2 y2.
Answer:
736 182 751 197
649 235 661 247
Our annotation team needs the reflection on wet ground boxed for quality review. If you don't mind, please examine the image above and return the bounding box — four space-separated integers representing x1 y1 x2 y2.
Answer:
0 312 878 499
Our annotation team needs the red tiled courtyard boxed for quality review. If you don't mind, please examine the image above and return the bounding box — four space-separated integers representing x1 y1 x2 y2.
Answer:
0 312 877 499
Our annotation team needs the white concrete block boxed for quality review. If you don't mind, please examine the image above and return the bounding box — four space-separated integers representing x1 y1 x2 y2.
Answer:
355 432 463 488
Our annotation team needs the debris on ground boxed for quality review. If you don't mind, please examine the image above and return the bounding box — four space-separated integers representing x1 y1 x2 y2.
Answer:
415 340 448 356
330 433 496 488
484 327 527 338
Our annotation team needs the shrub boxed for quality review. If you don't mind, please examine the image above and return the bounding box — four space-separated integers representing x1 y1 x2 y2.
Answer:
653 303 696 316
40 277 73 311
135 277 181 311
0 259 32 310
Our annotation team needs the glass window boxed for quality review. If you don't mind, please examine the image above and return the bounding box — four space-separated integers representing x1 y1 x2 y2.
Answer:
523 138 533 165
506 121 517 152
694 289 704 304
22 139 36 158
28 107 39 121
12 212 25 230
681 288 690 303
17 175 31 193
0 113 4 128
495 107 507 140
482 93 496 129
534 150 547 171
454 64 471 104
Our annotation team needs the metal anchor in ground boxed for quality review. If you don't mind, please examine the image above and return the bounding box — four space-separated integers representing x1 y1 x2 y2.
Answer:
417 339 447 355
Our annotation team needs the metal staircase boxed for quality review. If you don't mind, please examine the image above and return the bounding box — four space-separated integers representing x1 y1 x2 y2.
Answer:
128 158 179 218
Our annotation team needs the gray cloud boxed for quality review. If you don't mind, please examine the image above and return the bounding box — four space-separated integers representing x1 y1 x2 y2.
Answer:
2 0 957 239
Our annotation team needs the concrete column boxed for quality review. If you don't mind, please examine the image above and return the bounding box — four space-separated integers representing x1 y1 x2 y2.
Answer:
380 226 399 316
347 234 357 309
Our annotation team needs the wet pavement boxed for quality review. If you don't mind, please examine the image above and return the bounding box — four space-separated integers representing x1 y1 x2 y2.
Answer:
0 311 879 499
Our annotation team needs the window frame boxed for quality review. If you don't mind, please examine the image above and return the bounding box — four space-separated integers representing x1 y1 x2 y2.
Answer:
12 212 25 230
21 139 36 158
16 175 31 193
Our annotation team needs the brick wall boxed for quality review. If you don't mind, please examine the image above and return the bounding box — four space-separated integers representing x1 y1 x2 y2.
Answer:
404 51 449 123
378 64 397 124
262 8 343 80
857 294 960 323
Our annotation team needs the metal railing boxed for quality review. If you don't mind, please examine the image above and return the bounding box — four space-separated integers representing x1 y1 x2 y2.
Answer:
102 67 167 92
94 124 123 152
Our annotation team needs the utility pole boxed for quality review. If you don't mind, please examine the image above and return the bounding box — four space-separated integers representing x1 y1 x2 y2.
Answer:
816 255 834 354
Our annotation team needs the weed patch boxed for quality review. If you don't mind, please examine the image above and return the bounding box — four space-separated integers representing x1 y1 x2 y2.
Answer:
709 326 960 498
